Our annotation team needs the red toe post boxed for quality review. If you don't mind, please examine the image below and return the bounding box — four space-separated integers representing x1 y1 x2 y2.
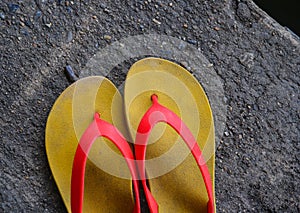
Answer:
135 94 214 213
71 113 140 213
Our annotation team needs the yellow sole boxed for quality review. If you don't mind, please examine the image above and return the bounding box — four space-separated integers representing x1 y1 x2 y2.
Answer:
46 76 134 212
124 57 215 212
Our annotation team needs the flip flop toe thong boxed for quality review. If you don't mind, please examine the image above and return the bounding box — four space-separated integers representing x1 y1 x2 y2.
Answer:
46 76 140 213
124 58 215 213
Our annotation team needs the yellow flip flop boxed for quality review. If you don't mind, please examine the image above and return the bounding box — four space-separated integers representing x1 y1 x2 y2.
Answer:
124 58 215 212
46 76 140 213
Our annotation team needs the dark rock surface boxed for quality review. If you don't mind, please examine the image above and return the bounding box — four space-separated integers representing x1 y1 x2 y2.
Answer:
0 0 299 212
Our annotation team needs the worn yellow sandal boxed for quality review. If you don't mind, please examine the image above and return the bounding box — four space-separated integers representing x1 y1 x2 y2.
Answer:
124 58 215 213
46 76 140 213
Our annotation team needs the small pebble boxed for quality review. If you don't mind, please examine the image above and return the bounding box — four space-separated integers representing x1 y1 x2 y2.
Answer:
253 104 258 111
183 23 188 28
239 52 254 68
214 26 220 31
237 3 251 21
104 35 111 40
100 3 107 9
0 12 5 20
8 3 19 13
180 61 188 69
45 23 52 28
224 131 229 137
65 65 78 82
152 18 161 25
34 11 42 20
187 39 197 45
66 31 73 42
192 25 198 30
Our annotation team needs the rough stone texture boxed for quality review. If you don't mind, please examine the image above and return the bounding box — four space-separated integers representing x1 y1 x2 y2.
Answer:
0 0 299 212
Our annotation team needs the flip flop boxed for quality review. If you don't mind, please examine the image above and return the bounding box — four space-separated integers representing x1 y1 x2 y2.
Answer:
46 76 140 213
124 58 215 212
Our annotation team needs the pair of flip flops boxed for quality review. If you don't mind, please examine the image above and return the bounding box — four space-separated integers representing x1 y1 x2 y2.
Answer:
46 58 215 213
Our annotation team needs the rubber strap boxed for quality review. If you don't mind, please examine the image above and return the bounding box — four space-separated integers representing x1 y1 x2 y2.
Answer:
71 113 140 213
135 95 214 213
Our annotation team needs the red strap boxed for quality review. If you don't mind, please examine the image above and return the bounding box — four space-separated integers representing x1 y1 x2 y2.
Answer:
135 95 214 213
71 113 140 213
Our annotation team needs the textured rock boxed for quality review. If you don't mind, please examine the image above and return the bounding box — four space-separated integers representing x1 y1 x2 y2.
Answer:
0 0 299 212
